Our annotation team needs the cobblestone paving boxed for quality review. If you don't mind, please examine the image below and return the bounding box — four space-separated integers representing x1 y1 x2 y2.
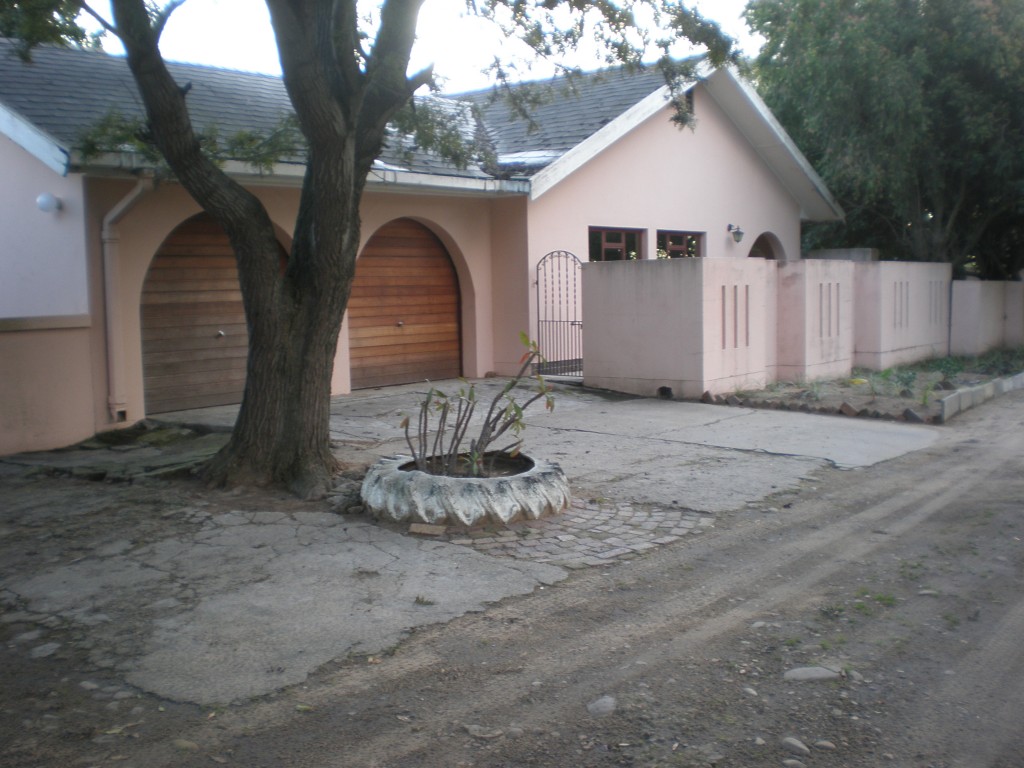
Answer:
445 499 714 568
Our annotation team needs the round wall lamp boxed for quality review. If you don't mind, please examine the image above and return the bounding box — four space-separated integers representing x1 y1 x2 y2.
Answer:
36 192 63 213
727 224 744 243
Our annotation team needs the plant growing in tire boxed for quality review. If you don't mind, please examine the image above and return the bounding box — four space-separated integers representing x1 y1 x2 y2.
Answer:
361 334 570 527
401 333 555 478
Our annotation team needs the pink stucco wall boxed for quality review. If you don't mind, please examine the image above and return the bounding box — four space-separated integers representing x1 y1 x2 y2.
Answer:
582 260 705 398
950 280 1024 355
528 86 802 265
582 258 776 398
776 260 855 381
1006 284 1024 348
488 196 531 374
700 257 775 393
853 261 951 369
0 136 89 319
524 84 803 373
100 183 505 422
3 155 517 453
0 137 97 453
0 324 96 455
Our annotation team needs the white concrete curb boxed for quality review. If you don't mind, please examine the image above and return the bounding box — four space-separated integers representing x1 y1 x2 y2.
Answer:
939 371 1024 423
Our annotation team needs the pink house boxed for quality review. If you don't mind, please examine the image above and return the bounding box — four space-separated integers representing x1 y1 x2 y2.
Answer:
0 41 843 455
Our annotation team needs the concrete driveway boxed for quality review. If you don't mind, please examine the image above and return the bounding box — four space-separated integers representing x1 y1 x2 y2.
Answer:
1 380 939 706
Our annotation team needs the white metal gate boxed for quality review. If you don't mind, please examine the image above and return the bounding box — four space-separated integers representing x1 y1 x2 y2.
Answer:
535 250 582 376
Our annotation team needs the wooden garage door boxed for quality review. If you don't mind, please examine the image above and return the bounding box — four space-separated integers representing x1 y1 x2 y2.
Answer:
141 213 248 413
349 218 461 389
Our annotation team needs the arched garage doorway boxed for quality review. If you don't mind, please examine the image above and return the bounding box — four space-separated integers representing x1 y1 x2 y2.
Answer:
140 213 285 414
348 218 461 389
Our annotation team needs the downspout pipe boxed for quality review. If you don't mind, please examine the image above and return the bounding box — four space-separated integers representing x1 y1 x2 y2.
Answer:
102 175 153 422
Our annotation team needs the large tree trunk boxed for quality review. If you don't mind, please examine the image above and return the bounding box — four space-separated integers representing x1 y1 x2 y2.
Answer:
205 151 366 498
112 0 424 498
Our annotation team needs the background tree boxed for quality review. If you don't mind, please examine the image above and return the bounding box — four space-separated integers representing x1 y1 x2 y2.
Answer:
745 0 1024 279
5 0 734 497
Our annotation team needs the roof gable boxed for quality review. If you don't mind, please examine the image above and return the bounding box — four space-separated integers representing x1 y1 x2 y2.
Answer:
458 63 842 220
701 68 842 221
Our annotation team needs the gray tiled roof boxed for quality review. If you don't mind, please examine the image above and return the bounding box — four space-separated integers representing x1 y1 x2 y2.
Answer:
0 38 292 148
0 38 669 179
454 67 672 174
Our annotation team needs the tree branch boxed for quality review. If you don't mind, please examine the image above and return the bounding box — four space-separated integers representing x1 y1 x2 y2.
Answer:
77 1 119 38
110 0 279 283
153 0 189 41
359 0 428 140
266 0 353 143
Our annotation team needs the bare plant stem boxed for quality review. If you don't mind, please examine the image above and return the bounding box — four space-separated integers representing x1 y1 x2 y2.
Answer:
401 340 553 476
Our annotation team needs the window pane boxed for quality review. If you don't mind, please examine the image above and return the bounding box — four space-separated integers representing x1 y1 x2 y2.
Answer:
655 229 703 258
588 230 602 261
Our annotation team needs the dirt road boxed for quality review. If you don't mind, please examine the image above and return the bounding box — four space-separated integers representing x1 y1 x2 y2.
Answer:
4 392 1023 768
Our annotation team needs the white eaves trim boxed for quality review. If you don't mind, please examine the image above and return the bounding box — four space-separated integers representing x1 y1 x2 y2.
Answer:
0 103 69 175
367 167 530 196
64 150 528 196
499 149 563 166
529 83 677 201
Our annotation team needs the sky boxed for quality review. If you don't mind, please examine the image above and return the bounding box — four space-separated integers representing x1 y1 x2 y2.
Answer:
85 0 763 93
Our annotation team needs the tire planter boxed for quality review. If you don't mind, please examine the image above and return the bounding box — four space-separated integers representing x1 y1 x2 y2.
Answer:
360 454 571 527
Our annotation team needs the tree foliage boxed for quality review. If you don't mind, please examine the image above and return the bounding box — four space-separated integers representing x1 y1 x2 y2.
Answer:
11 0 734 497
0 0 101 56
746 0 1024 278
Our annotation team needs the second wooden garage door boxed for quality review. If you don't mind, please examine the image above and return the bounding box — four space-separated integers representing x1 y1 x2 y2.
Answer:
348 219 461 389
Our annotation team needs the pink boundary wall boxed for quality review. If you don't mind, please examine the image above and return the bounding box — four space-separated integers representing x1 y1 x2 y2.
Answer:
776 260 855 382
582 258 777 399
581 258 1004 398
950 281 1024 355
853 261 951 370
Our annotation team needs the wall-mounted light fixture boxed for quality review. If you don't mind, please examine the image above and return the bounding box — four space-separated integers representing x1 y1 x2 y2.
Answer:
36 193 63 213
727 224 744 243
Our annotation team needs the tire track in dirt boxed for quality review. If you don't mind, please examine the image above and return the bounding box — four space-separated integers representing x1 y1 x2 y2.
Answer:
213 418 1024 767
909 592 1024 767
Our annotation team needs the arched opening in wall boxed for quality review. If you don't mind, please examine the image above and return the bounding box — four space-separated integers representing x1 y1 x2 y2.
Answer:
747 232 784 260
348 218 462 389
140 212 286 414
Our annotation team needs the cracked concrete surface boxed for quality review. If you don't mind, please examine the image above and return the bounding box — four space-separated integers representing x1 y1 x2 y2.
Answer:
1 379 939 707
3 499 564 705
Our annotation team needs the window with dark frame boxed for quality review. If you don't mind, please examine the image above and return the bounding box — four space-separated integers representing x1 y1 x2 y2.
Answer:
588 227 644 262
656 230 703 259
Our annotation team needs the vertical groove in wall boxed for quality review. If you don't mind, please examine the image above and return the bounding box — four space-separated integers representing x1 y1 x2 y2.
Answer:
893 282 898 328
892 280 911 329
905 281 910 328
721 285 727 350
823 282 831 335
818 282 824 339
745 284 750 347
836 283 841 338
733 284 739 348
